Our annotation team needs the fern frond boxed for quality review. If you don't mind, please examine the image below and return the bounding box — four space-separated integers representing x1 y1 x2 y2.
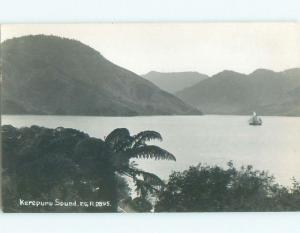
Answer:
133 131 162 147
129 145 176 161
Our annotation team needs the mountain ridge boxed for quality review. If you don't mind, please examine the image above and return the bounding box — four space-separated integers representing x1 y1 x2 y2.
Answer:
142 71 209 93
176 68 300 116
1 35 201 116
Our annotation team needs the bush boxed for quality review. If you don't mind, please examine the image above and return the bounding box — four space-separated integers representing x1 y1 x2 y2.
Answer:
155 162 300 212
2 125 117 212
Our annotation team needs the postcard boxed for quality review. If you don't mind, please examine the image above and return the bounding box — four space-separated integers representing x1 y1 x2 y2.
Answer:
1 23 300 212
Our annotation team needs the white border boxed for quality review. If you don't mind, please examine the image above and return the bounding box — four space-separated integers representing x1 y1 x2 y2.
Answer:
0 0 299 22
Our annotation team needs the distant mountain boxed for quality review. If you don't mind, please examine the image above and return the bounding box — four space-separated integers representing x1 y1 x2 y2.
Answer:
176 68 300 116
1 35 201 116
142 71 209 93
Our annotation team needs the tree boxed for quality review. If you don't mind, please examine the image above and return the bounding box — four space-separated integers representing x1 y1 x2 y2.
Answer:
2 125 175 213
154 162 300 212
2 125 117 212
104 128 176 206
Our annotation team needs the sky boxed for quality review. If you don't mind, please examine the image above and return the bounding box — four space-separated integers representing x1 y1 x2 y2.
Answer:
1 23 300 76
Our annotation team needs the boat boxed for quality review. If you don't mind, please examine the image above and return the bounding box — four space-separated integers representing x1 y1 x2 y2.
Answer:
249 112 262 126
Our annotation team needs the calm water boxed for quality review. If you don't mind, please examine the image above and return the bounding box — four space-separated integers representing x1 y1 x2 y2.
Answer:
2 115 300 186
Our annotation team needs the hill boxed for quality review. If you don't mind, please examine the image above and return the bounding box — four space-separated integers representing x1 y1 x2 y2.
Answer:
1 35 200 116
176 68 300 116
142 71 208 93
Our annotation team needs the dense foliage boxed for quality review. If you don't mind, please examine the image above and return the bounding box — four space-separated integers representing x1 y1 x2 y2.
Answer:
1 125 174 212
2 125 118 212
155 162 300 212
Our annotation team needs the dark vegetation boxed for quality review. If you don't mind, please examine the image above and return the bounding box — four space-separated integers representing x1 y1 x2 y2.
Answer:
1 125 174 212
1 35 200 116
2 125 300 212
155 162 300 212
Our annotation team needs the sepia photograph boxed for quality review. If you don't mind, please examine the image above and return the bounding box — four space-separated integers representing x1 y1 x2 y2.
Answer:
1 23 300 213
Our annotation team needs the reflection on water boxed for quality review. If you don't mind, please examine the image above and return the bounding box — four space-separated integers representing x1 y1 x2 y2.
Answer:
2 115 300 186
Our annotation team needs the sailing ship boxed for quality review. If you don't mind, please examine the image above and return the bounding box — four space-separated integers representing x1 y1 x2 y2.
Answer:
249 112 262 126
